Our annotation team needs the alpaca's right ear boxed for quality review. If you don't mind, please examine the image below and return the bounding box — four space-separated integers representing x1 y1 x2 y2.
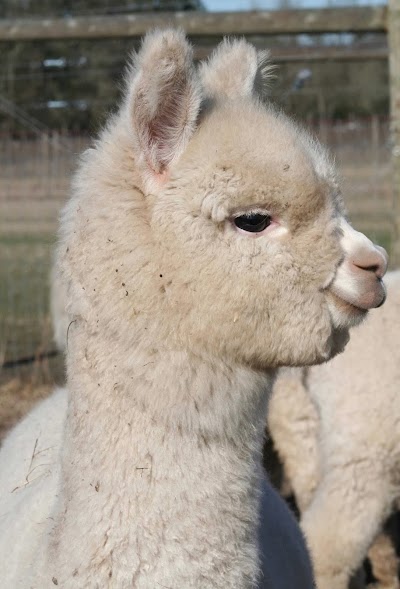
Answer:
128 29 201 189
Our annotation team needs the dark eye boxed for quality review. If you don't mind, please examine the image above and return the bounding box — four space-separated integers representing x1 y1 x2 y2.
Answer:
234 214 272 233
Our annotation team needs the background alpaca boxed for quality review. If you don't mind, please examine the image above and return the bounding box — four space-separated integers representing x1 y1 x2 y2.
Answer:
0 30 387 589
268 270 400 589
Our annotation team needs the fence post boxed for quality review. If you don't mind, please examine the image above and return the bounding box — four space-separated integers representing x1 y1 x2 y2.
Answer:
389 0 400 266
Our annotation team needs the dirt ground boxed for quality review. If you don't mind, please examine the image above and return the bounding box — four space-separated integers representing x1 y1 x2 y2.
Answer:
0 378 53 442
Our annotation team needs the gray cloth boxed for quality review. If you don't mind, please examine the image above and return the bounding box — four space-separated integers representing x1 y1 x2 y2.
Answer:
258 478 315 589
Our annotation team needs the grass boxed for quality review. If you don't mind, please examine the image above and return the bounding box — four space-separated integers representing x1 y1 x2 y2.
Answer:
0 134 78 379
0 233 56 246
0 235 55 364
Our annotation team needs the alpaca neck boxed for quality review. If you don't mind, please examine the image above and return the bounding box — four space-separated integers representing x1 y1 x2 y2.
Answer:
49 336 273 588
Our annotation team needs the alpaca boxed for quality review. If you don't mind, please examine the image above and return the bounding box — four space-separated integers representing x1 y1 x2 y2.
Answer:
268 271 400 589
0 31 388 589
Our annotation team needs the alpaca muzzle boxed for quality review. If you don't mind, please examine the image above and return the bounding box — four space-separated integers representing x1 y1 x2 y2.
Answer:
329 221 388 311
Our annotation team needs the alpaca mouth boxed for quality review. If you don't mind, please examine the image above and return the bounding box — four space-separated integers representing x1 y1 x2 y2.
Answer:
329 292 368 317
325 290 369 331
330 278 386 312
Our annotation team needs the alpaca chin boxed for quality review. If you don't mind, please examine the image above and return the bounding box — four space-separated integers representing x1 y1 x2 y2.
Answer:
326 290 369 331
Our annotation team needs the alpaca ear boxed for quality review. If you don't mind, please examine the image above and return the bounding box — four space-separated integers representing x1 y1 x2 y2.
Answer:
128 29 202 186
200 38 274 101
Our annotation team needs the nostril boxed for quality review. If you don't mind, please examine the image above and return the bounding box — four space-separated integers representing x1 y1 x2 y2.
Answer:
354 262 380 275
353 246 388 279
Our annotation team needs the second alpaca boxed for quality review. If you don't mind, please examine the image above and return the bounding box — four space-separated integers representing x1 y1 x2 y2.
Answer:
269 271 400 589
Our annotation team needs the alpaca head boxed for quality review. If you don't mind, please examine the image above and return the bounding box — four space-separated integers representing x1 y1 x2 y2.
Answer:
64 30 387 370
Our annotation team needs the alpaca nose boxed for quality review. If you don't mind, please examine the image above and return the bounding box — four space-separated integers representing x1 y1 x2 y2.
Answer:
351 243 388 280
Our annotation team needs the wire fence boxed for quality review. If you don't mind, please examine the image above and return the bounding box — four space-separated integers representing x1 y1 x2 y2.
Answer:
0 129 88 384
0 114 395 385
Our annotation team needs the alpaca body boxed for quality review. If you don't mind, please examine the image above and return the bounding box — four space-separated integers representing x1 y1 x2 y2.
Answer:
268 270 400 589
0 31 387 587
0 388 65 587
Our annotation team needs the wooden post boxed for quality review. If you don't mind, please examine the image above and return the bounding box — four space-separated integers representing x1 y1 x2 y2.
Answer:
371 114 380 198
389 0 400 266
0 7 387 42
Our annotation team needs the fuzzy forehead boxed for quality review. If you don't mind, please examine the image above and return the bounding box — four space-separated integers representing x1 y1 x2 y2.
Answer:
176 100 337 216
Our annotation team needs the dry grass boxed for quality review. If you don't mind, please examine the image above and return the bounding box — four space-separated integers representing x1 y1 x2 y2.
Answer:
0 378 53 442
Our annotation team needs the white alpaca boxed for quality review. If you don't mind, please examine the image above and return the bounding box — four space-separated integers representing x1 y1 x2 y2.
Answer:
0 31 387 589
268 270 400 589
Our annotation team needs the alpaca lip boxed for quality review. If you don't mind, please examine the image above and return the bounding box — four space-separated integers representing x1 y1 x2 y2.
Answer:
326 290 368 319
330 277 386 312
336 295 367 316
375 279 387 308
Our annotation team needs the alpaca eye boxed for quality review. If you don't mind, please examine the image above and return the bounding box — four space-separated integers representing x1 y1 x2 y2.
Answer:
234 214 272 233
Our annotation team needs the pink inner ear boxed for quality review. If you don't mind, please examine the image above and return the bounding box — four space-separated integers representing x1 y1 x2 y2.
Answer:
153 169 170 185
144 74 189 174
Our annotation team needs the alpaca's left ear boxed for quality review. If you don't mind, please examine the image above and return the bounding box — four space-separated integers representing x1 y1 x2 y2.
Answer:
128 29 202 188
200 38 274 101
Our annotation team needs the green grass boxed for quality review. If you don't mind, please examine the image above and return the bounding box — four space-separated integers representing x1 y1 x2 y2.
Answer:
0 233 56 247
0 233 55 366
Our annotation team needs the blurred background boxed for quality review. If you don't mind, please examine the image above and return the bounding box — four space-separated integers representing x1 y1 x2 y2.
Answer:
0 0 398 425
